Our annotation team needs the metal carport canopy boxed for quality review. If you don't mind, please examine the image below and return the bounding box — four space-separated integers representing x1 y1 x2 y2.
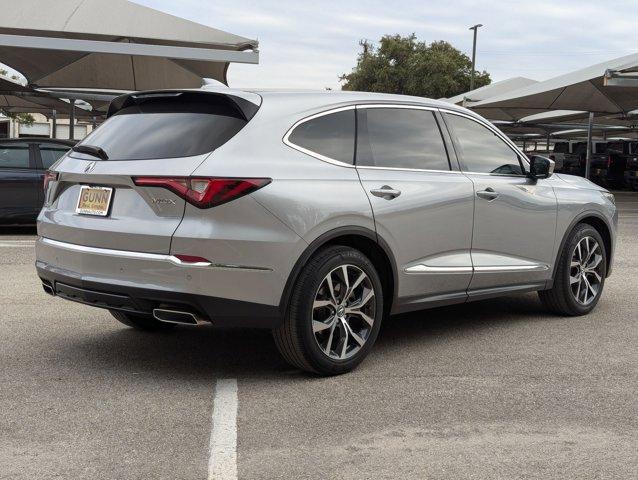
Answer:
0 77 93 118
445 76 538 107
0 0 259 90
468 53 638 121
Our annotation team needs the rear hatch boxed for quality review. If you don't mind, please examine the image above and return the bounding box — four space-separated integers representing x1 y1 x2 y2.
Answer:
39 90 260 254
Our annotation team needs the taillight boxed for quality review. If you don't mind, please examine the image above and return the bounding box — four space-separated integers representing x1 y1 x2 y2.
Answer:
132 177 271 209
43 171 58 191
607 155 612 168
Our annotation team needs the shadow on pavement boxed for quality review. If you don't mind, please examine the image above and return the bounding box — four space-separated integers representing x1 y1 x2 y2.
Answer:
0 225 37 236
56 292 553 381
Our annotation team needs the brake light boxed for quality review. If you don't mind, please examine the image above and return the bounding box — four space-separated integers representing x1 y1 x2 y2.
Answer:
132 177 271 209
607 155 613 168
43 171 58 191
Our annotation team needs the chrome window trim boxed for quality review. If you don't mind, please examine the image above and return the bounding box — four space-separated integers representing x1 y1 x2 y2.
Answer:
438 107 531 177
39 237 272 271
356 165 463 174
282 105 357 168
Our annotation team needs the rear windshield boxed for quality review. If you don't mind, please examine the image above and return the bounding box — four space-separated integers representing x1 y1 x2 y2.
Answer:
72 94 248 161
553 142 569 153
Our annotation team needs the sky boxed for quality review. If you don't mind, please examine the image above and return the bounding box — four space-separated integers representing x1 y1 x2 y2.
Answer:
136 0 638 91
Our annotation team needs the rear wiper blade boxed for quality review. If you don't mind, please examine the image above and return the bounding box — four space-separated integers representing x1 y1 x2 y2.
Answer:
72 144 109 161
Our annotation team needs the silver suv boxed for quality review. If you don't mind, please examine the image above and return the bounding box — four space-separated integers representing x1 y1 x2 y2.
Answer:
36 88 618 375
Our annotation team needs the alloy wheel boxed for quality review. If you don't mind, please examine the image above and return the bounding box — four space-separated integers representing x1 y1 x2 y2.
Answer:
570 236 604 306
312 264 376 360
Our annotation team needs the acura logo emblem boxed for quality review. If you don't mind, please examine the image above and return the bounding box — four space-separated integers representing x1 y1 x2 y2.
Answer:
84 161 96 173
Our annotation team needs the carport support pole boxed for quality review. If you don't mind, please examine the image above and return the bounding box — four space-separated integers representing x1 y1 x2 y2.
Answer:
546 132 550 153
69 99 75 140
585 112 594 179
51 109 57 139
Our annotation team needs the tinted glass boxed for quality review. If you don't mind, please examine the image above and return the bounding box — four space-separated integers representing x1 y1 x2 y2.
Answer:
39 145 69 168
445 114 523 175
553 142 569 153
357 108 449 170
72 96 248 161
288 109 355 164
0 143 29 168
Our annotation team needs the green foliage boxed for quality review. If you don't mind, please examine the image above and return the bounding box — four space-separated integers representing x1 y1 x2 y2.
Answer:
6 112 36 127
340 34 491 99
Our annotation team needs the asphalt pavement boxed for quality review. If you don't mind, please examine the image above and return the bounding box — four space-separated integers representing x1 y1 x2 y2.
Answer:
1 193 636 479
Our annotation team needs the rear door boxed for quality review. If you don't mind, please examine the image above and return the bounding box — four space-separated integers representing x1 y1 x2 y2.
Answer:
355 105 475 310
39 92 254 253
0 142 40 223
442 112 557 295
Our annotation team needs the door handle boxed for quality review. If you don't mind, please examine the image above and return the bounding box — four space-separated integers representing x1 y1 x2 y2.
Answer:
370 186 401 200
476 187 499 201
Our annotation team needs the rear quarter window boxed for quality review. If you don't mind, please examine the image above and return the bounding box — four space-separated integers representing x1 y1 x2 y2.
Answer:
286 109 355 165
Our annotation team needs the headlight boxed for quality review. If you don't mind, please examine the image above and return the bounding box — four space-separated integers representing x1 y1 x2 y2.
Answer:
602 192 615 205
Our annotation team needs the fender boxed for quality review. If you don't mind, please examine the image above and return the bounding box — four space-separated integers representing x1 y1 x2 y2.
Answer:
278 226 398 315
547 209 614 287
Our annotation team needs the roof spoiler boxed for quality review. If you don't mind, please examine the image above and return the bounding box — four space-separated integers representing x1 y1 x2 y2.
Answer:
107 88 262 121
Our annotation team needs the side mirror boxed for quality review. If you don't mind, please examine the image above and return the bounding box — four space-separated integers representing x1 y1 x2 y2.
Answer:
527 156 554 180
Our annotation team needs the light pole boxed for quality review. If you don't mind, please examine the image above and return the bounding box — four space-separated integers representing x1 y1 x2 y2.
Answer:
469 24 483 91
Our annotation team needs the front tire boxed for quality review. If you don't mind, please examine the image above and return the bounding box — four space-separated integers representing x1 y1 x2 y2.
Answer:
110 310 177 331
539 224 607 316
273 246 384 375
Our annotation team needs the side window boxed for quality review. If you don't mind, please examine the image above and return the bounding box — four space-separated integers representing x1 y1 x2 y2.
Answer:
39 145 70 169
287 109 355 164
356 108 450 170
0 143 30 169
444 113 524 175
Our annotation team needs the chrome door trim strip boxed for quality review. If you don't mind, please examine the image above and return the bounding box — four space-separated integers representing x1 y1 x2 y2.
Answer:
405 263 549 274
405 265 473 274
39 237 272 271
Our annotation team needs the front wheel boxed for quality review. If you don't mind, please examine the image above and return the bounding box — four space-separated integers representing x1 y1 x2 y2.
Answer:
539 224 607 316
273 246 384 375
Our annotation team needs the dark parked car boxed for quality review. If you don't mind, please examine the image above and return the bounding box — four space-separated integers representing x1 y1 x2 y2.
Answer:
624 141 638 191
0 138 75 224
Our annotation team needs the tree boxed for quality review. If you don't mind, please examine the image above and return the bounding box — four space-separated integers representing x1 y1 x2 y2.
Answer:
340 34 491 99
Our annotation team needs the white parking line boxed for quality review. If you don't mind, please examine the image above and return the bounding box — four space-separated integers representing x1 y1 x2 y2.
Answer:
208 378 238 480
0 241 36 248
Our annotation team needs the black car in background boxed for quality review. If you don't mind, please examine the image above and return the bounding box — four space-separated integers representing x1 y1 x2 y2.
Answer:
0 138 74 225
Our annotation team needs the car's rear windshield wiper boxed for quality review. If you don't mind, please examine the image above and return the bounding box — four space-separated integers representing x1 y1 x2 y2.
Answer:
72 144 109 161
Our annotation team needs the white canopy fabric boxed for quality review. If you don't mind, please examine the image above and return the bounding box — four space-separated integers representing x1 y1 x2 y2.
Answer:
470 53 638 121
0 0 258 90
445 77 537 106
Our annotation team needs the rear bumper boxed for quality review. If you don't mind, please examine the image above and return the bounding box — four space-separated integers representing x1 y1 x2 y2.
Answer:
35 237 283 328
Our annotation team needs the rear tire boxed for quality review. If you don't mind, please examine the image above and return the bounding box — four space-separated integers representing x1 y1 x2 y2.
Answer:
110 310 177 331
273 246 384 376
539 224 607 316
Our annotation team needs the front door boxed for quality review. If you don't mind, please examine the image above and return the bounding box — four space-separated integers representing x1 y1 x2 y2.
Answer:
355 106 475 312
442 112 557 296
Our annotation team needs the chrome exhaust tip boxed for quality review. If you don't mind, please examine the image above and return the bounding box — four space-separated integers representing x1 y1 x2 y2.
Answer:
152 308 207 326
42 282 55 296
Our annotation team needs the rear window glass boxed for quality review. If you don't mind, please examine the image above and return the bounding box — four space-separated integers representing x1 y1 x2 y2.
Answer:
553 142 569 153
71 95 248 161
287 109 355 164
0 143 29 168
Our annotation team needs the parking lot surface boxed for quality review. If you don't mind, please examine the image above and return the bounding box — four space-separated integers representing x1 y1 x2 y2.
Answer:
1 192 636 480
